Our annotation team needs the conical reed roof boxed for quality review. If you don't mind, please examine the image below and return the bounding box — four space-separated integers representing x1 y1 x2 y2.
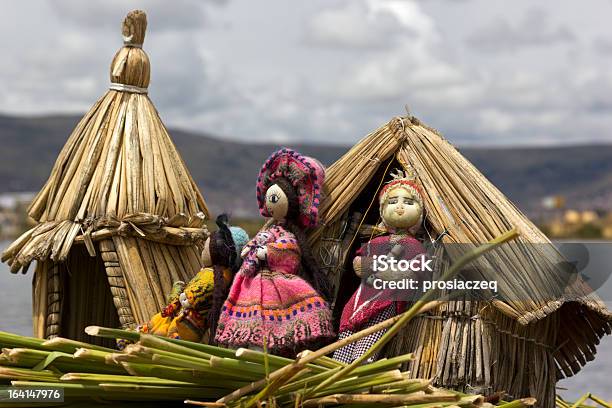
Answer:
3 10 209 272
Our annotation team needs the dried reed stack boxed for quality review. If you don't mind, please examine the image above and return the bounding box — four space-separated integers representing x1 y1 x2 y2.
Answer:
308 116 612 408
1 10 210 343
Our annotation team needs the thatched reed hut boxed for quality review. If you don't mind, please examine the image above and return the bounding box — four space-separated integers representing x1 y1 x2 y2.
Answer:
1 11 210 345
308 115 612 408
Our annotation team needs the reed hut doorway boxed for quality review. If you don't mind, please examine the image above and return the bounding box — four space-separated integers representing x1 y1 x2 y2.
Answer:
44 245 120 347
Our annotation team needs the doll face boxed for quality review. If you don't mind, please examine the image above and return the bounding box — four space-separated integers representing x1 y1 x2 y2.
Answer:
201 237 213 267
381 187 421 229
265 184 289 221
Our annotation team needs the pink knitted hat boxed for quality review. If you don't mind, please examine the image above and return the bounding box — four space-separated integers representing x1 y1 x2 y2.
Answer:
256 148 325 228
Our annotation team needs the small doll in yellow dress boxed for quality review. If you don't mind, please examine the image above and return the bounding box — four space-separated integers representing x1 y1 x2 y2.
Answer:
140 214 249 343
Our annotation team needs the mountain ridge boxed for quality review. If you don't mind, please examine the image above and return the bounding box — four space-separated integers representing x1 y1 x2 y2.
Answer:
1 113 610 216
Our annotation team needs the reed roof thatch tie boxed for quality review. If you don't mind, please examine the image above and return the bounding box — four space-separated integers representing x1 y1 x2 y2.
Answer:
109 83 148 94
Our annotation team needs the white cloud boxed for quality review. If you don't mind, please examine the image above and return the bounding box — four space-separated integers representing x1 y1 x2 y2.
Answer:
466 8 575 54
306 2 401 49
305 0 436 50
50 0 219 31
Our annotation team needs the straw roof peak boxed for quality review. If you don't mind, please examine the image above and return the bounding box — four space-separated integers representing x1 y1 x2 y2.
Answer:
111 10 150 88
122 10 147 46
2 9 209 271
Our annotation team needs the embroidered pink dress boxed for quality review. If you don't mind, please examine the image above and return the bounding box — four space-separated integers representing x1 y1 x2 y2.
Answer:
333 234 426 363
215 224 335 355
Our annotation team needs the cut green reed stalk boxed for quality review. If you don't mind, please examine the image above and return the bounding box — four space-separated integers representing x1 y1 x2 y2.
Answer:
99 383 229 399
31 351 77 371
209 356 274 377
497 397 537 408
458 394 485 406
150 352 267 381
370 378 431 394
59 372 198 386
84 326 140 343
285 361 414 398
307 370 404 397
278 352 415 396
0 331 46 349
85 326 237 358
125 343 208 364
42 337 116 354
5 347 126 375
138 334 214 360
276 367 339 395
120 362 249 389
73 348 117 365
300 391 460 407
557 396 571 408
570 394 592 408
147 353 262 382
5 348 71 369
310 354 346 368
589 395 612 408
235 348 327 373
0 367 59 382
105 352 152 365
308 228 520 396
184 401 227 407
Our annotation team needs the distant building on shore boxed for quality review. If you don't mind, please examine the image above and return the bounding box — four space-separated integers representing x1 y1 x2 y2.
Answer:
0 192 34 240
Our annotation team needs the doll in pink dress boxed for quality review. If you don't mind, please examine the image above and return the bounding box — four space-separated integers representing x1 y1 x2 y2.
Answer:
333 170 428 364
215 148 334 356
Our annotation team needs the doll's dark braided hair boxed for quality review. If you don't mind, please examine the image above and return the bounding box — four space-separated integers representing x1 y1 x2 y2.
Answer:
207 214 238 344
273 177 332 301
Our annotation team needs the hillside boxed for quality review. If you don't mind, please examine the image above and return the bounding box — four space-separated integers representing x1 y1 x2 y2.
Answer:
1 113 611 216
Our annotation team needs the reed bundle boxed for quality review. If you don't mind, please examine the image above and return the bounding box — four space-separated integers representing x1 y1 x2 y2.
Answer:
1 10 210 343
556 393 611 408
307 115 612 407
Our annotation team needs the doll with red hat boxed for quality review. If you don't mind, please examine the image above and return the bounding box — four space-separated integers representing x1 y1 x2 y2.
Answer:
333 169 428 364
214 148 334 356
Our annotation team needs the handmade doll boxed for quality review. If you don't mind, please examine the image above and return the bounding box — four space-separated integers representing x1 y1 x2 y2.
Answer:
214 148 335 356
333 169 428 364
139 215 249 343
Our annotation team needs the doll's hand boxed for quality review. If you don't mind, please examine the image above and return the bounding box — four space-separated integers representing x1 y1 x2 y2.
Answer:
353 256 363 277
389 244 403 258
256 246 268 261
179 292 192 309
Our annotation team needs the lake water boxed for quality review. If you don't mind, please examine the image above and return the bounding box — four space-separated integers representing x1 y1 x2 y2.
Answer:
0 241 609 400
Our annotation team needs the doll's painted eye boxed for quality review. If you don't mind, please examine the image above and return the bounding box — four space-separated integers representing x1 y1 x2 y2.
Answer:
269 194 279 204
388 198 398 204
404 198 414 205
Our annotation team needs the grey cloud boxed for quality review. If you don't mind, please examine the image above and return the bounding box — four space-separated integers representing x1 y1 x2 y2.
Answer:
594 37 612 54
466 8 575 54
50 0 222 31
304 2 413 49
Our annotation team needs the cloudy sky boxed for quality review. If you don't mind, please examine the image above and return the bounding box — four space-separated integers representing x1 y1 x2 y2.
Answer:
1 0 612 146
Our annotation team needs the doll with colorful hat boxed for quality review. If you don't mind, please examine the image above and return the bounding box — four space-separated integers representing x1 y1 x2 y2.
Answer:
333 169 429 363
214 148 335 356
139 214 249 343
